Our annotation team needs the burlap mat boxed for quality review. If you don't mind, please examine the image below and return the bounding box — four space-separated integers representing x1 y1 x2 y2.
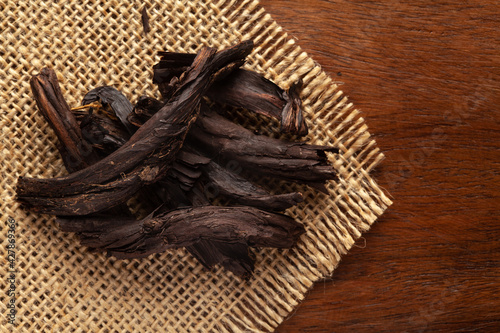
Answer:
0 0 392 331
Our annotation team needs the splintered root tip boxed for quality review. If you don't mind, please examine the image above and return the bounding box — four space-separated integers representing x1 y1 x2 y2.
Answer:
70 102 102 111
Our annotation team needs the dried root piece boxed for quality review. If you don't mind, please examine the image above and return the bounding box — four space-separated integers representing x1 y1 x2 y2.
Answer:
188 106 337 191
29 68 101 172
207 70 308 136
199 154 304 211
153 52 308 135
58 205 304 276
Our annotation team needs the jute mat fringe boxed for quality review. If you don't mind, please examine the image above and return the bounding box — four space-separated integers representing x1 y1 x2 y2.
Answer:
0 0 392 331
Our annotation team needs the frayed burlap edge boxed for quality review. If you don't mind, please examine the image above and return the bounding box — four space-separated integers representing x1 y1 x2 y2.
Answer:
0 0 392 332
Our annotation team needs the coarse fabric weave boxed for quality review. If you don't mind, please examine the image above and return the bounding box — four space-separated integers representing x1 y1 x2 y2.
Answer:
0 0 392 332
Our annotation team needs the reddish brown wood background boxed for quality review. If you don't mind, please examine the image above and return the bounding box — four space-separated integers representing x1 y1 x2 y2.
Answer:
257 1 500 332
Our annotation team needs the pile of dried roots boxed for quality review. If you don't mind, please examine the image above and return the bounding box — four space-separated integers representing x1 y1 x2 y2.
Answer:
16 41 338 276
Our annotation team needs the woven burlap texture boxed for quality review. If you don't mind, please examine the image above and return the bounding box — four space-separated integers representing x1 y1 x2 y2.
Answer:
0 0 392 332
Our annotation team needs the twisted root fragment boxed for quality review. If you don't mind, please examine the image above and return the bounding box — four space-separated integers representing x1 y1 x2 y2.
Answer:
58 206 304 276
153 51 308 135
29 68 101 172
200 157 304 211
188 107 338 191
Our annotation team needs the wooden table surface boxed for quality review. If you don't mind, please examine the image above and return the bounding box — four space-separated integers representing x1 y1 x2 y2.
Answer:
257 1 500 332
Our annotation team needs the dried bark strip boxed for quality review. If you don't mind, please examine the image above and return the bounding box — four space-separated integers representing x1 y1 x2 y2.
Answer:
31 74 134 216
29 68 101 172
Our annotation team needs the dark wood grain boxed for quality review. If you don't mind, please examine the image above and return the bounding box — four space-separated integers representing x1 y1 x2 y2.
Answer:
257 1 500 332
